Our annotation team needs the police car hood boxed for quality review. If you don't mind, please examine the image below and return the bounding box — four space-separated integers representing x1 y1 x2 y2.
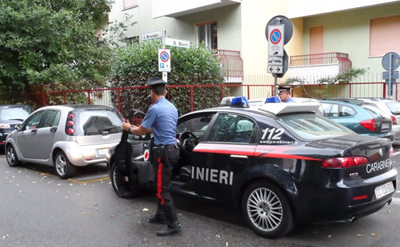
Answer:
306 134 392 162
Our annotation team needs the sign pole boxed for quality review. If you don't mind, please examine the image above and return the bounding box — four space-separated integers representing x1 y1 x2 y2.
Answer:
389 53 392 97
273 75 278 96
162 40 168 83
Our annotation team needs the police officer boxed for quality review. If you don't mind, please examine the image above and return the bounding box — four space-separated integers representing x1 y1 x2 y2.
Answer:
122 77 181 236
277 85 296 103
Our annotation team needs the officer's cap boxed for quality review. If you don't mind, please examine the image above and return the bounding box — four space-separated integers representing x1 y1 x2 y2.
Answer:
277 85 291 94
147 77 167 87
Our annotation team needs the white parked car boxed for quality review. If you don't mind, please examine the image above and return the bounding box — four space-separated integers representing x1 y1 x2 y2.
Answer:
5 105 123 178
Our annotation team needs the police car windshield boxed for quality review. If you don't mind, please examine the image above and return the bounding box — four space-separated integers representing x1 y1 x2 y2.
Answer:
277 113 354 140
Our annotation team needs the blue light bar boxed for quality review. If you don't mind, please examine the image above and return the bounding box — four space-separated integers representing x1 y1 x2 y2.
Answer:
230 96 250 108
266 96 281 103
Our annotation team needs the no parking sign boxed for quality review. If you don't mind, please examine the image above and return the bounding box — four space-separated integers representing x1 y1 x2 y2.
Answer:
158 49 171 72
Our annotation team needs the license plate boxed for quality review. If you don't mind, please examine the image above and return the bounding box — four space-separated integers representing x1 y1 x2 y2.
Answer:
382 123 390 129
374 182 394 199
96 148 108 156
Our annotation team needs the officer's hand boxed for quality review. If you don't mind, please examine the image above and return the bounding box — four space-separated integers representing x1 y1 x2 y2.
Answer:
122 121 131 131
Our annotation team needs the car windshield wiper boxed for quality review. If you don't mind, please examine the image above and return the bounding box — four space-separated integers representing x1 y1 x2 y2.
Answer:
104 125 122 131
8 118 24 121
391 111 400 115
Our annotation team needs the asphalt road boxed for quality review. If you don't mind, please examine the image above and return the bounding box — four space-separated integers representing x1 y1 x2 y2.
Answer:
1 147 400 247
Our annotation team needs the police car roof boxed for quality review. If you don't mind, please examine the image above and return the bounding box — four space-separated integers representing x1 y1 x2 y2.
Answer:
258 102 321 115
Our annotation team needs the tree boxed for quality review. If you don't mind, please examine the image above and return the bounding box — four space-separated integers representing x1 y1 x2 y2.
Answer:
0 0 114 104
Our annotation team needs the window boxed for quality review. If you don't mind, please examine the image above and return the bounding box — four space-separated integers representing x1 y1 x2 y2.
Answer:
340 105 356 117
123 0 138 10
208 114 255 143
126 36 139 45
177 113 215 138
41 110 61 127
24 111 45 130
278 113 353 141
321 103 339 117
370 15 400 57
196 21 217 49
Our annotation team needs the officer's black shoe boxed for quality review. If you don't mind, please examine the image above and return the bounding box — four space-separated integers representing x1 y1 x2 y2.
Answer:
148 213 167 224
156 201 181 236
156 223 182 236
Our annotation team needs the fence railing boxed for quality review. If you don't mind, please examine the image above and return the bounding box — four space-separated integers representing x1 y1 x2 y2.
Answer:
22 81 398 117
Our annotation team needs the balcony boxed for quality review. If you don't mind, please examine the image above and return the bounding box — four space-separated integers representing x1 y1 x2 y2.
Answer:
216 49 243 83
289 52 352 84
152 0 241 18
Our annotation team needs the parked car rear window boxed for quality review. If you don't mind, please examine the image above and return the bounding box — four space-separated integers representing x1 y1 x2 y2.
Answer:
363 104 387 118
0 108 31 121
386 102 400 115
76 109 123 136
277 113 354 140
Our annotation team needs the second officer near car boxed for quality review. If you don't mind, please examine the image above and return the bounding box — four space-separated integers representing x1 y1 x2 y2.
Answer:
122 77 181 236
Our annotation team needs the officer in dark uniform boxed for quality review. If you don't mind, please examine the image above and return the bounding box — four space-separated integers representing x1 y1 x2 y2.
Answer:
277 85 296 103
122 77 181 236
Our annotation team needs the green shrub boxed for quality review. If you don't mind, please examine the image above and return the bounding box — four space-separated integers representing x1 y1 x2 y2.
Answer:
111 39 225 116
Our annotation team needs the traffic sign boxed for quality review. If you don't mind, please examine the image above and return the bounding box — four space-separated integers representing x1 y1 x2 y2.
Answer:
164 38 191 48
267 51 289 78
158 49 171 72
142 30 166 41
382 52 400 71
266 15 293 45
383 71 399 80
268 26 284 57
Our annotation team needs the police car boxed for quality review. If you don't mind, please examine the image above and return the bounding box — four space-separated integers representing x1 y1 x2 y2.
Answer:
107 97 397 238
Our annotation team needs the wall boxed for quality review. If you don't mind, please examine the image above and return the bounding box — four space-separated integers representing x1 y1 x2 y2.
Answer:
302 2 400 76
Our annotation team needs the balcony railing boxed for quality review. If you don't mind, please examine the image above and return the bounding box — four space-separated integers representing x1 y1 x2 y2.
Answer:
216 49 243 83
289 52 352 83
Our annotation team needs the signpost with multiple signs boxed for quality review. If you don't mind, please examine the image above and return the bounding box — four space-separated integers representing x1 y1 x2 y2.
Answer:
382 52 400 97
142 30 191 83
266 15 293 95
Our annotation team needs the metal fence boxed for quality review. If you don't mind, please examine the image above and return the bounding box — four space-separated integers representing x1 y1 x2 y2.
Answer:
21 81 398 117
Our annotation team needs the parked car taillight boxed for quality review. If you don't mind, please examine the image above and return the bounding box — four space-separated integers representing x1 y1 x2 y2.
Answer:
360 119 376 132
0 124 10 128
390 147 394 157
391 115 397 125
323 156 369 168
65 111 75 136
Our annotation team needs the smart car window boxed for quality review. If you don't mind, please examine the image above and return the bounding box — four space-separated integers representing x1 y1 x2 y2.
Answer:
208 113 255 143
77 109 122 136
277 113 354 141
24 111 45 130
41 110 61 127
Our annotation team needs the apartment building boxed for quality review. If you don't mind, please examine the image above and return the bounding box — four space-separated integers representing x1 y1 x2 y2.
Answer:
108 0 400 96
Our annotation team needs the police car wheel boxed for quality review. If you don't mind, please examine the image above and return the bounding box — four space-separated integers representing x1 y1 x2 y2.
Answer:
242 181 295 238
111 164 138 198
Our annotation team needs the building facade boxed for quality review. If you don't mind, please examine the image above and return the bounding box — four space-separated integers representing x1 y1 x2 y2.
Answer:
107 0 400 97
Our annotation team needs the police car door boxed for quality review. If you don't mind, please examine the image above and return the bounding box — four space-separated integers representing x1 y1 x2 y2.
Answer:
191 113 258 202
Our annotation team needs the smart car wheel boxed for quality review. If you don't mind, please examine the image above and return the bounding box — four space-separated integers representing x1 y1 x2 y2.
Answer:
54 151 77 179
242 181 295 238
6 145 21 167
111 163 139 198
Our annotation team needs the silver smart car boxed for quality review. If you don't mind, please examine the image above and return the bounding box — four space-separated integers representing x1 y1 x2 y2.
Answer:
5 105 123 179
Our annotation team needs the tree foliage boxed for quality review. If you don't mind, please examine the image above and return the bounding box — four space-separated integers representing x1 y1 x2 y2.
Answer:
285 68 367 98
111 39 225 116
0 0 114 104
